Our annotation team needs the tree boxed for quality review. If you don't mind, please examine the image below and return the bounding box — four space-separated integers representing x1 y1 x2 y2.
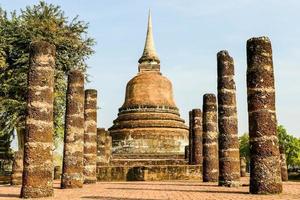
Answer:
0 1 95 149
239 126 300 168
277 125 300 168
239 133 250 168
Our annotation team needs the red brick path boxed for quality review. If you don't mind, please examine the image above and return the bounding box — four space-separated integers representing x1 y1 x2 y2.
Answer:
0 177 299 199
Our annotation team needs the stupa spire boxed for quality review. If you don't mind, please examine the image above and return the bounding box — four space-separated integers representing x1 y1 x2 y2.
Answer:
138 10 160 64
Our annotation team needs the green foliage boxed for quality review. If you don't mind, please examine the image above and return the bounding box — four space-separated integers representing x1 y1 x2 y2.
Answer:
0 1 95 148
239 126 300 168
277 125 300 168
239 133 250 165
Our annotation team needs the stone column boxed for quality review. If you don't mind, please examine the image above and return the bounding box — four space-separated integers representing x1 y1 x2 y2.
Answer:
184 145 189 160
217 50 240 187
10 151 23 185
191 109 203 165
280 146 288 181
97 128 112 166
83 89 98 184
203 94 219 182
21 41 55 198
247 36 282 194
54 166 61 180
240 157 247 177
188 111 193 164
61 69 85 189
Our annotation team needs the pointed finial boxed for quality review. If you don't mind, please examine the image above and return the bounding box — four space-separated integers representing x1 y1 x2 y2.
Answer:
138 10 160 64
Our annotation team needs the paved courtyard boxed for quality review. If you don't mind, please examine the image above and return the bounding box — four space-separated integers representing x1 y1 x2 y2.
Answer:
0 177 299 200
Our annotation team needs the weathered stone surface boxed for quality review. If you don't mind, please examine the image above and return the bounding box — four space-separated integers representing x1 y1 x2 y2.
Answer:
203 94 219 182
11 151 23 185
61 70 85 189
97 128 112 166
97 165 201 181
21 41 55 198
83 89 97 184
190 109 203 165
217 50 240 187
240 157 247 177
247 36 282 194
279 146 288 181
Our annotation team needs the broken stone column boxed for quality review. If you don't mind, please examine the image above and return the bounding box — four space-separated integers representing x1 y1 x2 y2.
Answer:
247 36 282 194
240 157 247 177
203 94 219 182
217 50 240 187
21 41 55 198
83 89 98 184
191 109 203 165
61 69 85 189
97 128 112 166
280 146 288 181
188 111 193 164
10 151 23 185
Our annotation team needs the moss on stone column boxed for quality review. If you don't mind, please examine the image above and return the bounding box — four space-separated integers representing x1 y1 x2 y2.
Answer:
61 69 85 189
217 50 240 187
83 89 98 184
203 93 219 182
247 36 282 194
21 41 55 198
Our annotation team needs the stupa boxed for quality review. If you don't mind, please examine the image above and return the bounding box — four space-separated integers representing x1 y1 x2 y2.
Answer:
109 11 188 155
98 12 201 181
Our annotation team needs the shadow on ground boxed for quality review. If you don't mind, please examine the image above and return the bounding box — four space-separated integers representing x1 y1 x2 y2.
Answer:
105 187 249 194
81 196 166 200
0 194 19 198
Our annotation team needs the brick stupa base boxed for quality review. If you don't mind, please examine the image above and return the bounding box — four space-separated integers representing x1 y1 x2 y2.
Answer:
97 154 201 181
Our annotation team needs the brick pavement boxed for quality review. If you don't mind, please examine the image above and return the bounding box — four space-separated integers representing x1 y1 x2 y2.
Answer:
0 177 299 200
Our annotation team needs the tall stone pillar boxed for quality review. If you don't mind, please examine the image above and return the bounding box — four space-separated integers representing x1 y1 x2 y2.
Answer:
61 70 85 189
188 111 193 164
280 146 288 181
191 109 203 165
247 36 282 194
10 151 23 185
203 94 219 182
240 157 247 177
97 128 112 166
83 89 98 184
217 50 240 187
21 41 55 198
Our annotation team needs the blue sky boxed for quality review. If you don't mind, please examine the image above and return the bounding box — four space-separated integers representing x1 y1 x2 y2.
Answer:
1 0 300 138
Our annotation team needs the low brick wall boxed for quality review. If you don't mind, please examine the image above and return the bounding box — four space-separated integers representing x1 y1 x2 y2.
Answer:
97 164 202 181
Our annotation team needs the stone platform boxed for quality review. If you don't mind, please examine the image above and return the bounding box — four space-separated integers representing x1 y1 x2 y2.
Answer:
97 154 202 181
